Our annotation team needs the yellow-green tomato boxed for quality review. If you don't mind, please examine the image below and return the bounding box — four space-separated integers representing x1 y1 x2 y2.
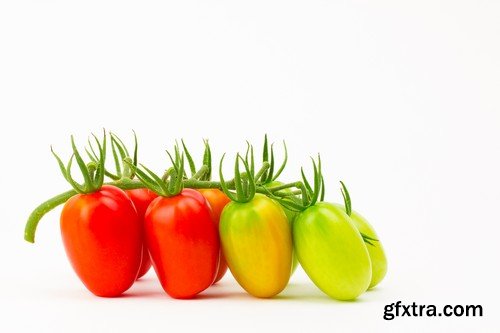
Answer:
293 202 372 300
334 204 387 289
220 194 293 298
264 181 299 274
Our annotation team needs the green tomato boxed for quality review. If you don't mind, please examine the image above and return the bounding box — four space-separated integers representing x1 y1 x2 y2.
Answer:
293 202 372 300
334 204 387 289
264 181 299 275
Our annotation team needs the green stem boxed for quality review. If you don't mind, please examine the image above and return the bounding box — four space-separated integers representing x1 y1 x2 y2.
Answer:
162 167 175 183
184 179 231 189
272 190 301 197
265 181 302 193
24 179 144 243
122 157 133 179
24 176 303 244
254 162 270 183
24 190 76 243
87 163 97 182
255 181 303 198
190 165 208 180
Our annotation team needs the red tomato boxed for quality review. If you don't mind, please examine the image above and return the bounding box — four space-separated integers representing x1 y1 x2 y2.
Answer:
145 188 220 299
198 189 231 284
126 189 158 279
60 185 142 297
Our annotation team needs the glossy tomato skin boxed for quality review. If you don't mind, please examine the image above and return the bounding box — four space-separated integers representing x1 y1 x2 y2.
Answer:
333 204 387 289
220 194 292 298
126 189 158 279
145 189 219 299
60 185 142 297
198 189 231 284
264 181 299 275
293 202 371 301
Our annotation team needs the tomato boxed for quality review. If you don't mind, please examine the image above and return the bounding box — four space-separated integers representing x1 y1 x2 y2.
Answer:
334 204 387 289
264 181 299 274
220 194 292 298
198 189 231 284
293 202 371 300
60 185 142 297
145 188 219 299
125 189 158 279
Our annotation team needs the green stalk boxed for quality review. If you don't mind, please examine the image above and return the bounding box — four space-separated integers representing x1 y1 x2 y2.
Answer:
24 190 76 243
190 165 208 180
25 160 311 244
254 161 270 183
24 179 144 243
265 181 302 193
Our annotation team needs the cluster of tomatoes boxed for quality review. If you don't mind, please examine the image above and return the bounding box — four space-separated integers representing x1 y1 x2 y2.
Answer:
25 132 387 301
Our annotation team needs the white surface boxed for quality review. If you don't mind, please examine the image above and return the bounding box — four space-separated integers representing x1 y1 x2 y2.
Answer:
1 1 499 332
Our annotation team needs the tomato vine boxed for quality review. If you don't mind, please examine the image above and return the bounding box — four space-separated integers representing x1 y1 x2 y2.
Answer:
24 131 323 243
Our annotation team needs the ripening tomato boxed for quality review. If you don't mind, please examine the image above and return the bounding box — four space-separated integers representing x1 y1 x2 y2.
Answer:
145 188 219 299
264 181 299 274
334 204 387 289
293 202 371 300
126 189 158 279
220 194 292 298
60 185 142 297
198 189 231 284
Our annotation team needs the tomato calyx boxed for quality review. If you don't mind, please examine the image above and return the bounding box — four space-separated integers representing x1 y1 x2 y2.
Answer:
265 155 325 213
340 181 379 246
128 147 185 198
51 131 107 194
219 153 256 203
86 131 140 182
257 134 288 185
181 139 212 181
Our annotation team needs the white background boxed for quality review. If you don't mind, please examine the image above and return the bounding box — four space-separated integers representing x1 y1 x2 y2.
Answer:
1 1 499 332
